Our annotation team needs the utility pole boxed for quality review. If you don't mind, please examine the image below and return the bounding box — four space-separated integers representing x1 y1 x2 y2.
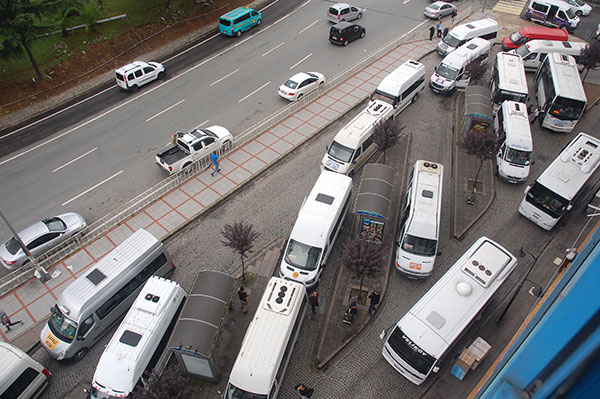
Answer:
0 210 50 283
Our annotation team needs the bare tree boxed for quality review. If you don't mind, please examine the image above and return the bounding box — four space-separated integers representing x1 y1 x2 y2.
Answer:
221 221 260 281
465 59 489 85
341 238 383 299
130 366 199 399
371 117 404 164
463 126 497 201
579 41 600 82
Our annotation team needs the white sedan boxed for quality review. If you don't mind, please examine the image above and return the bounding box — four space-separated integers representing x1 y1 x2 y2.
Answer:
424 1 456 20
564 0 591 16
278 72 326 101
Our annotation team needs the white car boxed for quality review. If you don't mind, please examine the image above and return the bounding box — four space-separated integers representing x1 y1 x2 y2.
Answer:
563 0 591 16
327 3 364 23
424 2 456 20
115 61 165 92
278 72 326 101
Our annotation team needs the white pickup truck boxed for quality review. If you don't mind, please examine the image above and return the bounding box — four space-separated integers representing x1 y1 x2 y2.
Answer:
155 126 232 174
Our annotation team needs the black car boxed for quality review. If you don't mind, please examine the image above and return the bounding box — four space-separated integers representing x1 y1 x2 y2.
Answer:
329 22 365 46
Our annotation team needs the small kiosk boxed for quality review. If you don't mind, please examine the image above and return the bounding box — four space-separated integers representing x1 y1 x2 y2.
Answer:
167 270 234 381
353 163 394 243
461 85 493 140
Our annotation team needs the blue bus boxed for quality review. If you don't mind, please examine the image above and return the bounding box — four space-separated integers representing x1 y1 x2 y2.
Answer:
219 7 262 37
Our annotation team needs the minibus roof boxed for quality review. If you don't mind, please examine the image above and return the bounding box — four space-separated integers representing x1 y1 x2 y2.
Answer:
221 6 254 20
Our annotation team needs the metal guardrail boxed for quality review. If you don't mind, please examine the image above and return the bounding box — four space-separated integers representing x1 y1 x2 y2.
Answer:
0 8 473 295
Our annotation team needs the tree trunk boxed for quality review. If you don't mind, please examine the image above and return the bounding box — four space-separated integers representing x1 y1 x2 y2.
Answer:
241 254 246 281
584 67 590 83
163 0 174 21
23 40 43 81
358 273 364 300
472 158 484 194
383 150 386 164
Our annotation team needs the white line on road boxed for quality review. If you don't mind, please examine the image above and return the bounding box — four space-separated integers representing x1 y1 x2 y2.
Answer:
194 120 210 129
210 69 239 86
52 147 97 173
146 99 185 122
289 53 313 70
298 19 319 35
239 81 271 103
62 170 123 206
262 42 285 57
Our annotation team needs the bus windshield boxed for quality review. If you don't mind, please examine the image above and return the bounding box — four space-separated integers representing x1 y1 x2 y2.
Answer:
526 182 569 219
505 147 531 166
436 64 459 80
548 96 586 121
327 141 354 163
285 239 322 271
402 235 437 257
387 326 436 376
442 34 462 48
225 384 267 399
48 306 78 343
371 90 396 106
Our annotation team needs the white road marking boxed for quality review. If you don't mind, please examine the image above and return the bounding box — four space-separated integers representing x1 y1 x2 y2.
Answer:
194 120 210 129
298 19 319 35
210 69 239 86
52 147 97 173
62 170 123 206
262 42 285 57
239 81 271 103
146 99 185 122
289 53 313 70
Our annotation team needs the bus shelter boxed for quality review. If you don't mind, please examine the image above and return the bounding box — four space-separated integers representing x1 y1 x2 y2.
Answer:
353 163 394 243
461 85 493 140
167 270 234 381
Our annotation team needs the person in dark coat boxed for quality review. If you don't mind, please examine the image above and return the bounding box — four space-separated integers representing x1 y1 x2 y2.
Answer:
429 25 435 40
442 27 449 38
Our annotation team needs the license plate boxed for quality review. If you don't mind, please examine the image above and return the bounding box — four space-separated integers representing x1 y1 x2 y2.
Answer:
44 332 59 350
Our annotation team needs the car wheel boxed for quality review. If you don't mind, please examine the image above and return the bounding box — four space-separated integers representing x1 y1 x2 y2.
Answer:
438 15 442 20
559 25 567 31
297 93 303 100
412 92 419 104
257 19 262 25
357 13 362 19
73 347 88 362
158 71 165 80
576 11 582 17
236 30 241 37
129 84 138 93
222 140 232 152
343 40 349 46
360 31 365 38
183 162 192 171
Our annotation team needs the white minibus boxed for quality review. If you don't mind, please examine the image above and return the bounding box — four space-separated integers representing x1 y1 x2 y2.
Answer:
437 18 499 56
535 53 587 133
519 132 600 230
396 161 443 278
0 343 50 399
526 0 580 32
225 277 306 399
370 59 426 117
495 101 533 184
512 40 587 71
383 237 517 385
322 100 393 176
40 229 174 361
89 276 186 399
279 171 352 287
430 38 491 94
490 52 528 113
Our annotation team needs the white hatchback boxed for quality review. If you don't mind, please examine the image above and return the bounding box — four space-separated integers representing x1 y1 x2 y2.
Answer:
115 61 165 92
278 72 326 101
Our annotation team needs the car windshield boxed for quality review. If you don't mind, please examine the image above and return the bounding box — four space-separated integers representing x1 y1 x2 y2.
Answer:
284 239 322 271
505 148 531 166
225 383 267 399
436 63 459 80
443 34 462 48
573 0 585 6
200 128 217 138
510 31 523 43
306 72 318 79
48 306 78 343
402 234 437 257
284 79 299 89
327 140 354 163
5 238 22 255
386 326 436 376
515 45 530 57
43 217 67 232
566 8 576 19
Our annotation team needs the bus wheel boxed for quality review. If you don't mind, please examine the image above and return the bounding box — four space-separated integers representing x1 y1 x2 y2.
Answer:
236 30 242 37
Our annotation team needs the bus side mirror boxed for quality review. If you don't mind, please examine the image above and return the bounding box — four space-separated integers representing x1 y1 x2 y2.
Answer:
531 160 536 165
567 204 573 211
524 186 530 194
433 366 440 373
434 66 437 72
437 251 443 256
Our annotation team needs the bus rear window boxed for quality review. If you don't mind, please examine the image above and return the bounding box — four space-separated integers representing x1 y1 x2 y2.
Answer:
219 18 231 26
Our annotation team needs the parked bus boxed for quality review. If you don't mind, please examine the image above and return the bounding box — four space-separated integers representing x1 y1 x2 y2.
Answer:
395 161 443 278
490 52 528 113
535 53 587 133
382 237 517 385
519 132 600 230
225 277 307 398
495 101 533 184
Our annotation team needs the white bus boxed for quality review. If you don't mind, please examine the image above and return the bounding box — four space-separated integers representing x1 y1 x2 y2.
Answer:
383 237 517 385
490 52 528 113
395 161 443 278
90 276 186 399
225 277 307 399
519 132 600 230
535 53 587 133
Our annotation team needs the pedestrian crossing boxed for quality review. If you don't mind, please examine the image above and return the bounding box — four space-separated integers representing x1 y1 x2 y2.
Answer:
492 0 528 16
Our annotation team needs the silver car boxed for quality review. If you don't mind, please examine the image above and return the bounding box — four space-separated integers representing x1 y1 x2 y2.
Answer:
327 3 364 23
0 213 87 271
424 2 456 20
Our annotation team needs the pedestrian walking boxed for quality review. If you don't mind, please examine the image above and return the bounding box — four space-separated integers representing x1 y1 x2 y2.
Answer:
295 383 314 398
436 21 442 38
0 309 22 333
210 151 220 176
429 25 435 41
451 8 457 25
368 290 381 315
238 286 249 313
442 27 449 38
529 106 541 124
308 291 320 317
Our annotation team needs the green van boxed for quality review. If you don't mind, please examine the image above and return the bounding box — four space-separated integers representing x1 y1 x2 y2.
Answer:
219 7 262 37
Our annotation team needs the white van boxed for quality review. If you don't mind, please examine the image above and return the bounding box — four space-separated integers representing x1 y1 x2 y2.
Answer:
511 40 587 71
322 100 393 175
490 52 528 113
0 343 50 399
89 277 186 399
370 59 426 117
495 101 533 183
437 18 499 56
279 171 352 287
430 38 491 94
526 0 580 31
40 229 174 361
396 161 443 278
